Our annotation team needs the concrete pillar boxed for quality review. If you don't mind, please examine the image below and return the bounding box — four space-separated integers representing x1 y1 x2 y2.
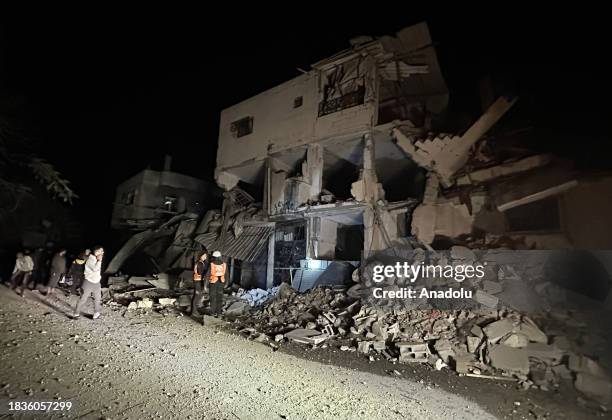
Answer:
266 232 275 289
306 144 323 200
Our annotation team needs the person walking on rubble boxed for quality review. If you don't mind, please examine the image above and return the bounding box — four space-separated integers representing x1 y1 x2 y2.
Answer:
11 251 34 296
73 246 104 319
208 250 227 316
68 249 90 295
46 249 67 297
191 249 209 322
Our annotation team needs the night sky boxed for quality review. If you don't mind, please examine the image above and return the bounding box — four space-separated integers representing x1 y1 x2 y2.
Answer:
1 13 610 246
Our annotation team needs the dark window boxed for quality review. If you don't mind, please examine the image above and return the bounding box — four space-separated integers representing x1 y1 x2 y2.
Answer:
125 190 135 205
231 116 254 138
318 85 365 117
163 195 177 212
293 96 303 108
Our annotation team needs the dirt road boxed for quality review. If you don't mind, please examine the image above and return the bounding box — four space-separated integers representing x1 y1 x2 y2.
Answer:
0 287 606 419
0 287 501 420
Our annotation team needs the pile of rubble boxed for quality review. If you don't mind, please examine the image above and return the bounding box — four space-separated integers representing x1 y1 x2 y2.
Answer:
235 286 281 307
231 283 612 406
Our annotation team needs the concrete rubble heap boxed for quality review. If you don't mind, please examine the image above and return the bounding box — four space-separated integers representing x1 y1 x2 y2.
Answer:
230 283 612 407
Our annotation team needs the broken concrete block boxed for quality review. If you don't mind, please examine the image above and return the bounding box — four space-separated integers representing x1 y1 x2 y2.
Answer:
569 355 610 378
501 333 529 348
575 373 612 405
483 319 516 343
518 319 548 344
467 336 482 353
224 301 249 317
471 325 484 339
489 345 529 375
524 343 563 364
372 341 386 352
371 321 388 341
397 342 430 363
322 311 337 324
473 290 499 308
305 322 317 330
285 329 321 344
127 302 138 310
482 280 503 295
323 325 335 337
454 354 477 374
158 298 176 306
358 341 372 354
434 339 455 363
137 298 153 309
304 334 330 345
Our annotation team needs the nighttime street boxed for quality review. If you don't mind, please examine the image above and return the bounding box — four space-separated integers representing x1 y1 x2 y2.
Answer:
1 12 612 420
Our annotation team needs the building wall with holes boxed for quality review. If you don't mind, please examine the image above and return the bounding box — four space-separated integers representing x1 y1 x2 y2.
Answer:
215 58 378 176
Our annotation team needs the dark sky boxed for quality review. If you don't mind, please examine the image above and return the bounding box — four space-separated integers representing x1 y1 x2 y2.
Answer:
1 13 610 246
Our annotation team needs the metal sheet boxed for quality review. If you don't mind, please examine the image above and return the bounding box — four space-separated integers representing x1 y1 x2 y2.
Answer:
218 225 274 263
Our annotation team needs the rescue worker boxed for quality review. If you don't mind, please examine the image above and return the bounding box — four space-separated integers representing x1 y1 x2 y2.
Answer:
191 249 209 321
208 250 226 316
73 246 104 319
68 250 89 295
46 249 67 297
12 251 34 296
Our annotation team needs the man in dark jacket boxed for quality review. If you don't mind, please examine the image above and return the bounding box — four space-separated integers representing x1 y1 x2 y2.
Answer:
46 249 67 297
191 249 209 323
68 249 90 295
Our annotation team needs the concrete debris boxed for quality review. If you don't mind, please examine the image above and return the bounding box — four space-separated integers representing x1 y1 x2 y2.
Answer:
285 329 321 344
467 336 482 353
473 290 499 308
575 373 612 405
489 345 529 375
224 301 250 317
483 319 516 343
221 283 609 405
524 343 563 364
158 298 176 306
358 341 372 354
236 286 281 307
482 280 503 295
397 342 430 363
569 355 610 379
128 298 154 310
518 318 548 344
501 333 529 348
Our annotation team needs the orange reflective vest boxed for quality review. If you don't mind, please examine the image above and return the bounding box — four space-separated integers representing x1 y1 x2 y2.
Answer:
209 262 226 283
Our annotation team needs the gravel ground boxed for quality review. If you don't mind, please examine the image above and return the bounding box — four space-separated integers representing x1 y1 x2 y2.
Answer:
0 287 607 419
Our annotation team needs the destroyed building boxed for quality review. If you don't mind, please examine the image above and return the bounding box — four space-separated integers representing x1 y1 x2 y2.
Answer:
108 22 612 295
209 21 612 291
111 154 221 232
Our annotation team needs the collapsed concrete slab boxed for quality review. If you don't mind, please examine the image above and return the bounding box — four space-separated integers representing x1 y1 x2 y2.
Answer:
489 345 529 375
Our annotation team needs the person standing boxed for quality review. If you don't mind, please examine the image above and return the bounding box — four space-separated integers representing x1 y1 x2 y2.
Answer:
68 250 89 295
208 251 226 316
73 246 104 319
46 249 67 297
12 251 34 296
191 250 209 322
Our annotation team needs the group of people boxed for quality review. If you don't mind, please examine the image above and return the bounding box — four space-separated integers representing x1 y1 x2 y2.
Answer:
7 245 228 323
6 246 106 320
191 248 227 323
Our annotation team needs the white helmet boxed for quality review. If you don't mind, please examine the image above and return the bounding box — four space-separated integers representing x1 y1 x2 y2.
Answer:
212 251 221 258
